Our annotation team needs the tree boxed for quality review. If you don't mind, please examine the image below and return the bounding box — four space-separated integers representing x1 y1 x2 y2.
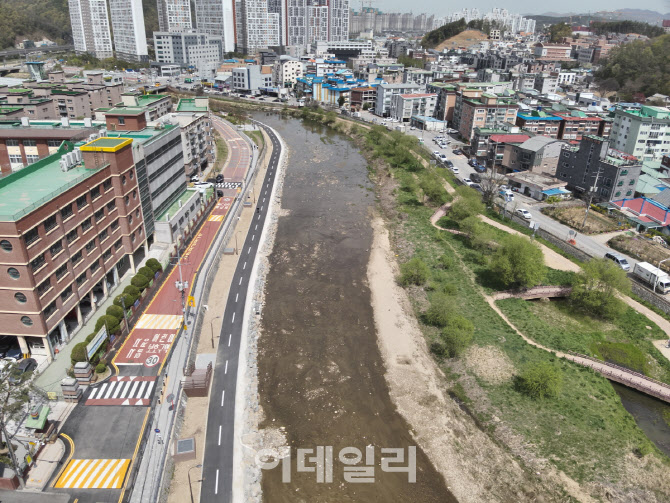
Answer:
146 258 163 274
0 358 44 488
441 315 474 357
138 266 155 280
515 361 563 399
570 258 630 319
450 187 484 221
549 23 572 42
424 293 457 327
479 169 506 205
419 175 449 206
95 315 120 335
398 257 429 286
131 274 150 291
71 342 88 364
338 96 345 108
490 235 545 289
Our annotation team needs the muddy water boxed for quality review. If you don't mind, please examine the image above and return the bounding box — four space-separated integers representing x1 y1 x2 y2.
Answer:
255 113 456 502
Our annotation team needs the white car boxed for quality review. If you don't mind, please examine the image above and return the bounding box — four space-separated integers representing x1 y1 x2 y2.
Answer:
516 208 532 220
439 154 448 162
462 178 472 184
451 167 460 174
193 181 213 189
433 151 441 158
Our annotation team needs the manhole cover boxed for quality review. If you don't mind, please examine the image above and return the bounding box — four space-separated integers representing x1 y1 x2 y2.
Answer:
176 438 195 454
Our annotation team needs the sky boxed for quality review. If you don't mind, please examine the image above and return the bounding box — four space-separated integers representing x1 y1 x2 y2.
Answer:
366 0 670 16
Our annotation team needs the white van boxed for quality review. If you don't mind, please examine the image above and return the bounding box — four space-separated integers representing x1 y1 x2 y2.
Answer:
499 189 514 200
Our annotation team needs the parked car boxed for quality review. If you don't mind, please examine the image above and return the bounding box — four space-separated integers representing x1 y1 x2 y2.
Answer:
516 208 532 220
438 154 448 163
474 164 486 173
452 149 462 155
469 173 481 183
215 174 224 183
445 160 454 168
605 252 631 271
463 178 472 185
190 174 200 183
3 347 22 361
471 183 482 192
8 358 37 385
451 167 460 175
193 182 213 189
433 151 441 158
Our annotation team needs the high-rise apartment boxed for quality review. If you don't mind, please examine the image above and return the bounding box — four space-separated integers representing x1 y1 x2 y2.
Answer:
109 0 149 62
194 0 236 53
157 0 193 32
68 0 114 59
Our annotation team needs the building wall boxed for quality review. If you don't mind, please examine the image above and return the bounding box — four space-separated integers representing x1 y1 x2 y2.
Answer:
109 0 148 62
158 0 192 32
194 0 236 53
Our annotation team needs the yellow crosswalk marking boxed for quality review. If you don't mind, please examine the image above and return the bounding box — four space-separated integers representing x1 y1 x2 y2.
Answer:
208 214 224 222
135 314 182 330
55 459 131 489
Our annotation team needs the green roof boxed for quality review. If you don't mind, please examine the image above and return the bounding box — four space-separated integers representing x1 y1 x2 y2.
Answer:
176 99 208 112
136 94 169 106
24 406 50 429
5 88 31 94
156 188 199 222
0 142 103 221
104 124 177 145
0 106 22 114
52 89 86 96
105 106 147 115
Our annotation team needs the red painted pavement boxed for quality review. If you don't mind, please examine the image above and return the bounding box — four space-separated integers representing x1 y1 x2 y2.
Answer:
213 117 252 183
113 195 234 368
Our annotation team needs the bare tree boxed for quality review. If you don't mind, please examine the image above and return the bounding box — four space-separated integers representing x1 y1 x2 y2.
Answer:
479 168 507 206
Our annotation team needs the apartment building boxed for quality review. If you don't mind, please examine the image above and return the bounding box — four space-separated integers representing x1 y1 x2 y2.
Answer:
608 105 670 163
154 31 223 70
193 0 236 53
455 93 519 141
552 111 610 141
68 0 114 59
232 65 274 93
374 83 422 118
0 138 145 360
0 89 55 120
515 111 562 138
0 118 101 175
390 93 437 123
533 43 571 61
157 0 193 32
349 86 377 111
236 0 280 53
272 59 304 86
557 135 642 201
109 0 148 62
172 98 215 177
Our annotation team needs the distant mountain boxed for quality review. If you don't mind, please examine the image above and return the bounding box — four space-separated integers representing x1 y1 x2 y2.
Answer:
529 9 670 27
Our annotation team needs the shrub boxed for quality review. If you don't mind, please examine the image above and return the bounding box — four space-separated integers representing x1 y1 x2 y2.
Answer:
398 257 429 287
437 254 453 270
490 235 545 289
71 342 88 364
138 266 155 280
450 193 484 221
114 293 137 309
106 305 125 320
85 332 97 344
570 258 630 319
424 293 456 327
124 285 141 297
515 361 563 399
95 315 120 334
131 274 150 291
430 340 447 358
95 363 107 374
146 258 163 273
441 315 475 358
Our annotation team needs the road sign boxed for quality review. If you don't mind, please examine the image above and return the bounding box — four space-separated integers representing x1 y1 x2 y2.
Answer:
187 296 196 307
145 355 160 367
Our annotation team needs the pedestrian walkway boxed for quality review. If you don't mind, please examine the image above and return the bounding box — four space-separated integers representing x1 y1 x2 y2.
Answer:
25 439 65 490
85 376 156 406
34 271 136 394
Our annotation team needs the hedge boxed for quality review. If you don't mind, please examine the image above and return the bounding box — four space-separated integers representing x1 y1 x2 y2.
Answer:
114 293 137 309
85 332 97 344
124 285 141 297
71 342 88 364
138 266 154 280
131 274 150 291
95 315 120 334
146 258 163 273
106 305 125 320
95 363 107 374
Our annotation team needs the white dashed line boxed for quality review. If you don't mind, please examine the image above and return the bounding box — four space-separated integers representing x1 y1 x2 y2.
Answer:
235 293 239 302
239 277 243 285
251 234 255 241
228 334 231 346
224 360 228 374
218 425 222 445
221 390 225 406
243 261 247 270
231 312 236 323
248 247 251 254
215 470 219 495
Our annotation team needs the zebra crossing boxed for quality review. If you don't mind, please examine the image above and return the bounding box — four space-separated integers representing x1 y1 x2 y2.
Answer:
134 313 183 330
216 181 243 189
86 376 156 406
208 214 225 222
55 458 131 489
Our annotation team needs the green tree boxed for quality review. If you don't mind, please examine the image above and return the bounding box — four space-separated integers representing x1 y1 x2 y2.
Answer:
424 293 456 327
419 175 449 206
95 315 120 335
146 258 163 273
338 96 345 108
138 266 155 280
131 274 150 291
71 342 88 364
515 361 563 399
441 315 474 357
549 23 572 42
570 258 630 319
450 187 484 221
398 257 429 286
114 293 137 309
106 305 125 320
490 235 545 289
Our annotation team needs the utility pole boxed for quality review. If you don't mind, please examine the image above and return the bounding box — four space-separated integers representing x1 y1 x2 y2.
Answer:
1 420 24 489
581 164 603 231
174 247 188 317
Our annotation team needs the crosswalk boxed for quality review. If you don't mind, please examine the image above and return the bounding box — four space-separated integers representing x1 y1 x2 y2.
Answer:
55 458 131 489
134 313 183 330
208 214 225 222
216 181 242 189
86 376 156 406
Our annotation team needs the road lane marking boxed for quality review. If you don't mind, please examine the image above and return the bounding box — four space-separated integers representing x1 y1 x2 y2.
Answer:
232 312 236 323
235 293 239 302
252 234 255 241
218 425 222 445
239 277 243 285
55 459 131 489
228 334 232 346
248 247 251 254
215 469 219 494
243 261 247 270
263 198 265 203
225 360 228 373
255 224 258 230
221 390 225 406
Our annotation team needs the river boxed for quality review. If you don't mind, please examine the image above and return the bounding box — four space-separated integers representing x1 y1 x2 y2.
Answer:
254 112 456 502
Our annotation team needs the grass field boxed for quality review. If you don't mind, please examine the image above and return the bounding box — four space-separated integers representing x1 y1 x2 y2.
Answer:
609 233 670 272
542 205 623 234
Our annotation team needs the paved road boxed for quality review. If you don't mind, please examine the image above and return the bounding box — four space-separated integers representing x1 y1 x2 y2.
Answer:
200 121 281 502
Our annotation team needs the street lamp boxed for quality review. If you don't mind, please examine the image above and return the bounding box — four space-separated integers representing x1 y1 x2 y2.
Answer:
188 464 202 503
210 315 222 348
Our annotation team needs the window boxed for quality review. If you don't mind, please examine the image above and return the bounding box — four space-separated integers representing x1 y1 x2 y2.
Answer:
114 239 122 250
106 200 116 213
103 179 112 192
103 249 112 262
125 195 130 205
76 272 87 287
0 240 12 252
615 191 621 197
44 301 57 319
90 260 100 273
6 139 18 146
50 240 63 257
129 169 134 180
111 219 120 233
21 316 33 326
14 292 27 304
135 209 140 219
44 215 57 233
132 190 137 200
76 195 88 209
90 186 101 200
85 239 96 253
60 286 73 302
23 140 36 147
131 232 136 243
31 253 45 272
82 218 92 233
118 116 125 125
37 278 51 296
47 139 61 147
626 190 633 196
66 229 78 243
617 181 624 187
122 175 127 185
128 214 133 226
99 229 108 242
55 263 68 280
60 204 74 221
26 155 39 165
9 154 22 164
71 250 83 265
24 226 39 246
95 209 105 222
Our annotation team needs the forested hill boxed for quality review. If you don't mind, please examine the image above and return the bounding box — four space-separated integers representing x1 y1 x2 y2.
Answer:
422 18 501 49
0 0 160 51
